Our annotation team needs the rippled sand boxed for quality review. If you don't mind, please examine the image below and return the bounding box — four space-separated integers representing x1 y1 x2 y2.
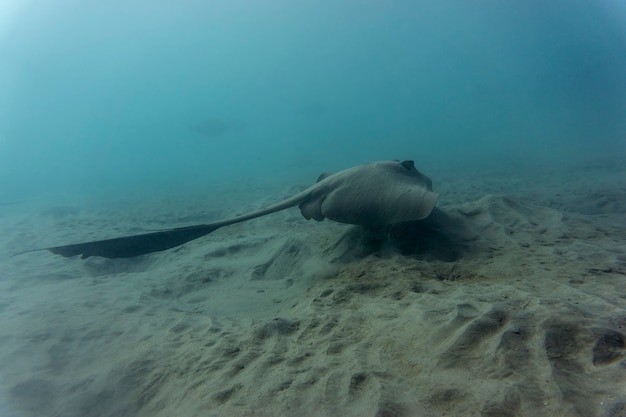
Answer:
1 164 625 417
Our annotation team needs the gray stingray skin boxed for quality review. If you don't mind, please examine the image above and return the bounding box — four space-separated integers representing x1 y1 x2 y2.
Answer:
266 159 438 227
22 159 439 258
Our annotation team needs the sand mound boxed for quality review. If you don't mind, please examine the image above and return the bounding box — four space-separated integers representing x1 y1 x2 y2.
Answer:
1 170 625 417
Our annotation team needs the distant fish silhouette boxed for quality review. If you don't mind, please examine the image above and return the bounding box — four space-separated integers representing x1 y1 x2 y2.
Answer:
191 118 246 138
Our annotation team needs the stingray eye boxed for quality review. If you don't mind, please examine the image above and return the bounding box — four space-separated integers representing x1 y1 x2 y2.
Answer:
401 160 415 171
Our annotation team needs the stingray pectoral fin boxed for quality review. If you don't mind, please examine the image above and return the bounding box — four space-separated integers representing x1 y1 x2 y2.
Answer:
46 224 221 259
417 190 439 220
298 197 325 221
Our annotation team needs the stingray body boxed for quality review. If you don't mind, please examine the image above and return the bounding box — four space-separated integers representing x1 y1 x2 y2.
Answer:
32 160 438 259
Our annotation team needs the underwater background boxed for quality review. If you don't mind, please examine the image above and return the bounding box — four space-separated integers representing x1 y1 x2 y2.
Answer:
2 2 626 417
1 0 624 199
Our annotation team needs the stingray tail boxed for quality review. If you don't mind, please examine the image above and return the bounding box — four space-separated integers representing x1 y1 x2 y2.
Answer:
43 224 222 259
16 188 310 259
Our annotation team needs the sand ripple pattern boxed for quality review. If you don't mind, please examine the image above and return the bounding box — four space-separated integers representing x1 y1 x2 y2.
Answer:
1 174 625 417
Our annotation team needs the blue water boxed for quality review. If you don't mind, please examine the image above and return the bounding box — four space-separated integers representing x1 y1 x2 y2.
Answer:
1 0 625 199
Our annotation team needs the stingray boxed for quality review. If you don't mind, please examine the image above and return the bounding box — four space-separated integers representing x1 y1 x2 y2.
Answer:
21 160 438 259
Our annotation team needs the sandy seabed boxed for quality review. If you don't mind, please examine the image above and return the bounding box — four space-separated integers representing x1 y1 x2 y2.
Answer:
1 163 625 417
